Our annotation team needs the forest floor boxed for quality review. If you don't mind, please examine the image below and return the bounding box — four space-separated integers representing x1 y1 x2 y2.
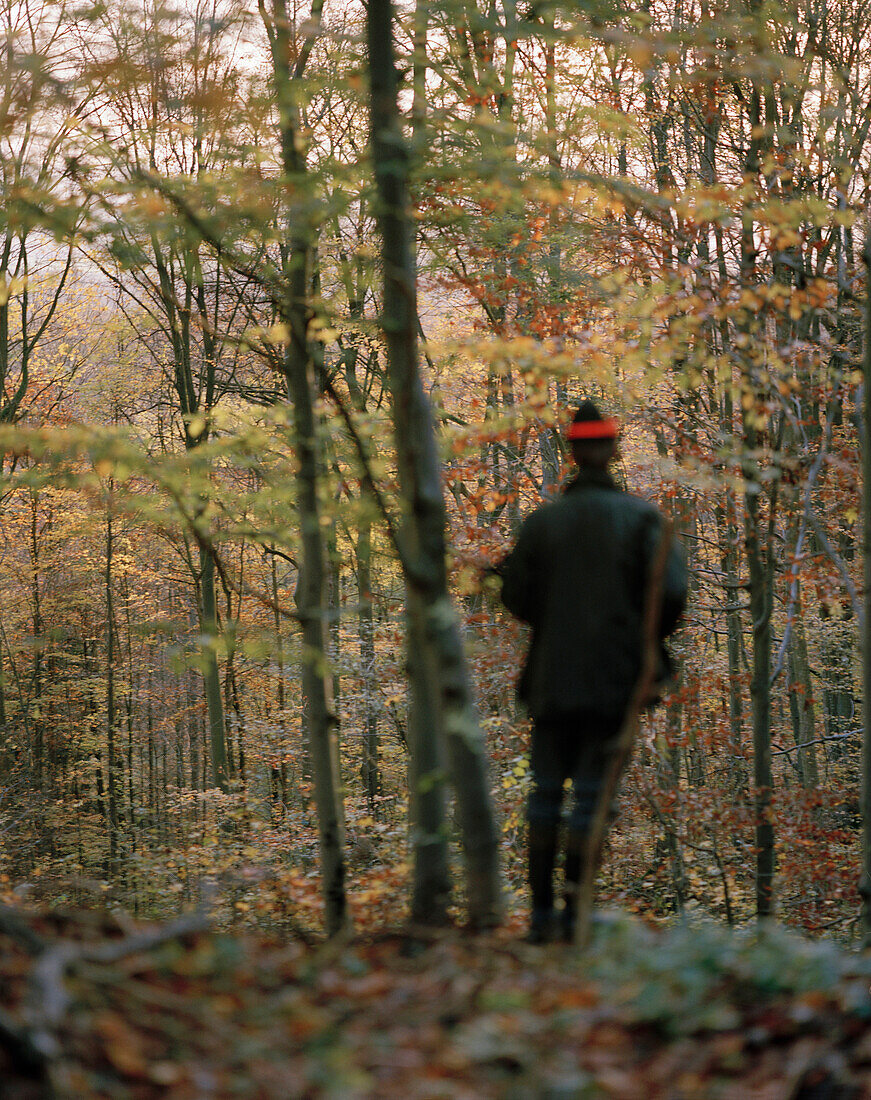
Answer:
2 904 871 1099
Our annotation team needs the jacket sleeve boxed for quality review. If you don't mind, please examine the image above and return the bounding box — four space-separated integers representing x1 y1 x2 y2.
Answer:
499 514 541 624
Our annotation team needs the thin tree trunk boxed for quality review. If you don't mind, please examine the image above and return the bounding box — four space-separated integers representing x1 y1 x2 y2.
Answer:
122 576 137 839
739 69 776 919
787 591 819 788
95 751 107 860
327 518 341 708
161 741 169 845
357 518 380 815
270 548 288 820
743 420 776 920
228 665 247 788
283 325 347 934
105 497 118 871
29 492 43 790
199 545 229 791
540 22 563 495
860 234 871 943
716 492 746 789
366 0 501 927
264 0 347 936
147 656 156 832
188 672 199 793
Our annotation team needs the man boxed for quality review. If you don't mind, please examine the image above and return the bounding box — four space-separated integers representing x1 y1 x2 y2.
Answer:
499 399 687 943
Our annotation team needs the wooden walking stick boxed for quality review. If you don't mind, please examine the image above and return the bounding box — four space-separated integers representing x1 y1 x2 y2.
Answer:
574 519 674 948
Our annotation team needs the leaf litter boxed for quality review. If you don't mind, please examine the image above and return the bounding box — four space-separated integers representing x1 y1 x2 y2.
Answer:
1 905 870 1098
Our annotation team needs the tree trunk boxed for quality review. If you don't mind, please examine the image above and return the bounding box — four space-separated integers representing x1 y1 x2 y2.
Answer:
743 420 776 921
188 671 199 794
284 335 347 934
105 497 119 871
270 548 288 821
716 492 747 790
787 593 819 788
199 544 229 792
860 234 871 944
740 74 776 920
366 0 502 927
357 517 380 815
265 0 348 936
29 492 43 790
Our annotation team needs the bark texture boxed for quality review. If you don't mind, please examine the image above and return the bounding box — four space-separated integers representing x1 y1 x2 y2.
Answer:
265 0 348 936
366 0 501 927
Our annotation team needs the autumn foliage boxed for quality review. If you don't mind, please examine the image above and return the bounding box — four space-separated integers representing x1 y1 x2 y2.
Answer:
0 0 870 1087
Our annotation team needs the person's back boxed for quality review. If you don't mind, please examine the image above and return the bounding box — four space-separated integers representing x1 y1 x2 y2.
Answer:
499 400 687 943
502 464 681 720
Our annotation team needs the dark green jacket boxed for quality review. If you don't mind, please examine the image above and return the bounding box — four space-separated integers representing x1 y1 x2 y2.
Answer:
500 468 687 720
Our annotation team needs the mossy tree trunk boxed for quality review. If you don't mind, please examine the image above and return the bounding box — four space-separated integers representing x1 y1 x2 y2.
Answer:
366 0 502 928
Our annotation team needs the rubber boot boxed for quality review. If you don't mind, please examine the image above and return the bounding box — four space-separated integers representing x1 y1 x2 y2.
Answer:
527 821 558 943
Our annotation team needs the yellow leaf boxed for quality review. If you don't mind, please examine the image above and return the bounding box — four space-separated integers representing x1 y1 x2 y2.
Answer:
265 323 290 345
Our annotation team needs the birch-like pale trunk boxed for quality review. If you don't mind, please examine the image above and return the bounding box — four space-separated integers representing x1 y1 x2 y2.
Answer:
366 0 501 927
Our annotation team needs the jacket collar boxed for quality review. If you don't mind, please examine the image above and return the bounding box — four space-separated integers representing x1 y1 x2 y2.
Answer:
564 467 618 494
